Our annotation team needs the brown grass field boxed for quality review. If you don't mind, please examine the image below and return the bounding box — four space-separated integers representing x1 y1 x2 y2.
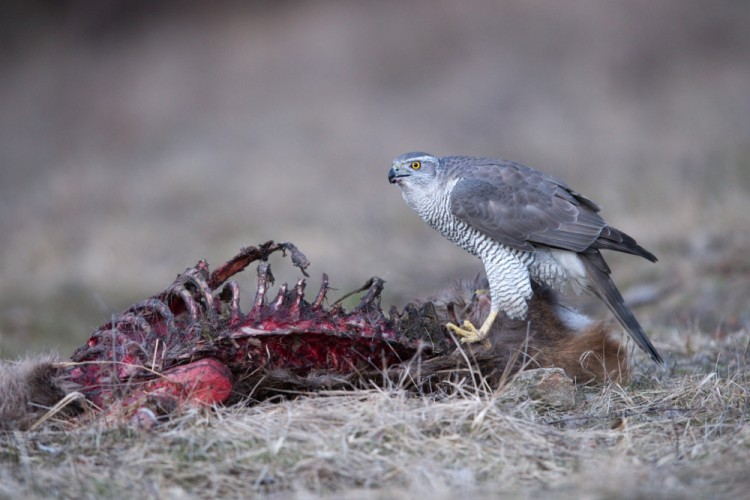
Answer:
1 1 749 497
1 319 749 498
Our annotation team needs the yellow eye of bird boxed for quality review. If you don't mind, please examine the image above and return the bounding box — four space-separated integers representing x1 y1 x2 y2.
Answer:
410 161 421 170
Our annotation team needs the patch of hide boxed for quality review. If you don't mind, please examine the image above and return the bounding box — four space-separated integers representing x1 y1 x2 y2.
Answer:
0 353 78 430
418 277 629 385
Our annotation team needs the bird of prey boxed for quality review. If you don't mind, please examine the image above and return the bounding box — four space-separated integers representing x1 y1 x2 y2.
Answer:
388 152 663 364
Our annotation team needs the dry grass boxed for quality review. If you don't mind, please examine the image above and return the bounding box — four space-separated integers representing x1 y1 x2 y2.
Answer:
1 328 748 498
2 2 750 498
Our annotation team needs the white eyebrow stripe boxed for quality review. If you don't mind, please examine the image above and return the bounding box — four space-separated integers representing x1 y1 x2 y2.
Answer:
405 155 433 163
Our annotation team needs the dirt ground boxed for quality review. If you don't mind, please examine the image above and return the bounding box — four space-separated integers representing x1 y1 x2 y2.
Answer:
1 1 749 497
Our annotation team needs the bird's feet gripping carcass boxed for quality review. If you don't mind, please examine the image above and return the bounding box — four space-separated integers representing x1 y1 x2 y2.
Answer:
3 240 630 429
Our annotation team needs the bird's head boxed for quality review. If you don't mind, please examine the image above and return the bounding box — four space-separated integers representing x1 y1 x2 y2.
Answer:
388 152 441 193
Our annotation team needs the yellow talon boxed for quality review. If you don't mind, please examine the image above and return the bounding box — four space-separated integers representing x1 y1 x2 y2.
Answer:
446 310 498 348
446 320 482 343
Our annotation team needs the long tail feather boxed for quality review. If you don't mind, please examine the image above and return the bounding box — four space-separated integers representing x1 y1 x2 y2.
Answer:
580 251 664 364
594 226 658 263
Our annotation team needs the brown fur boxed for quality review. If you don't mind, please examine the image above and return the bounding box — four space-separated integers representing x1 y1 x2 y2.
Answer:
421 277 629 384
0 353 76 430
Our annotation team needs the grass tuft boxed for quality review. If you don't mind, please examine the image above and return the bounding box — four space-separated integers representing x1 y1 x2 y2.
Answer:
2 328 749 497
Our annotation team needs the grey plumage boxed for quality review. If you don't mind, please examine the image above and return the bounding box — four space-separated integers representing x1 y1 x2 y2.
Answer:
388 152 663 364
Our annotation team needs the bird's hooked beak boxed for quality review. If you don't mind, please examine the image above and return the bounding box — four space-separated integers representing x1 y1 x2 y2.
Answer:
388 164 411 184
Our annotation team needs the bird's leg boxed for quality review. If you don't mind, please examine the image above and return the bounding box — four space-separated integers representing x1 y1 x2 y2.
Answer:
446 309 498 348
446 266 531 348
447 253 532 348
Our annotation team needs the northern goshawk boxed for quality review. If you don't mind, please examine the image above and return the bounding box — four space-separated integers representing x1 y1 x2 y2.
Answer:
388 152 663 364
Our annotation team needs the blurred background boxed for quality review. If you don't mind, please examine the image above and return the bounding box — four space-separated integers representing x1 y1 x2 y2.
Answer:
2 0 749 358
